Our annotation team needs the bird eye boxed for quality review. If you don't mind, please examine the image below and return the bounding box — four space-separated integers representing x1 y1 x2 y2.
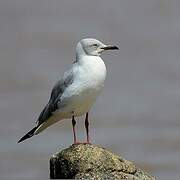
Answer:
93 44 98 47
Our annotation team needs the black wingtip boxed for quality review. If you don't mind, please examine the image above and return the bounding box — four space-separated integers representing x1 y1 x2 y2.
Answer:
18 134 31 143
18 126 38 143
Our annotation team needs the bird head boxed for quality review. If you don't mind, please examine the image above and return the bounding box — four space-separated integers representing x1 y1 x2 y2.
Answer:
76 38 119 57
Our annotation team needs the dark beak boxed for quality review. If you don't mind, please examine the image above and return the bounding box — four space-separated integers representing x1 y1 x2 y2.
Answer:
101 45 119 50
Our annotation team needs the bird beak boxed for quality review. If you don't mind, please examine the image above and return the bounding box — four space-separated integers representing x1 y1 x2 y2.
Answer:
101 45 119 51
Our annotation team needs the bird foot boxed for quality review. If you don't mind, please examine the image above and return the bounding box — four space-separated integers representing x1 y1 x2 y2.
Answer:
72 141 81 145
82 141 91 145
72 141 91 145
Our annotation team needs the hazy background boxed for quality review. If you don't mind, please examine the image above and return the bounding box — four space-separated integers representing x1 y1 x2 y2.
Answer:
0 0 180 179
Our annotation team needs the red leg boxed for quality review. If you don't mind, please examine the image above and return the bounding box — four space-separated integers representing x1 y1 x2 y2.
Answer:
85 112 90 144
72 115 77 144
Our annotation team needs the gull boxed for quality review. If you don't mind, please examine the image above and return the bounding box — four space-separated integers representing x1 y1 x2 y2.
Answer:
18 38 119 144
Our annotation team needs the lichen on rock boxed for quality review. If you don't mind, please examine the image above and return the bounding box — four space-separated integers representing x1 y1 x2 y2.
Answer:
50 144 155 180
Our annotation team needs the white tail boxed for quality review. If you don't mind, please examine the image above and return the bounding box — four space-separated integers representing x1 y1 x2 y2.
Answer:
34 115 64 135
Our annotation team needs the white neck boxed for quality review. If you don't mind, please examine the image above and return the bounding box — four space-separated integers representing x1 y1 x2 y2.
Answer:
76 42 86 60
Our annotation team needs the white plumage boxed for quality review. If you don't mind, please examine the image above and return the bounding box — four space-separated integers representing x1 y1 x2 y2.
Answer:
18 38 118 143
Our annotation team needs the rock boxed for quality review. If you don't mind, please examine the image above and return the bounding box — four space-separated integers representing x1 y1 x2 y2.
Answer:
50 144 155 180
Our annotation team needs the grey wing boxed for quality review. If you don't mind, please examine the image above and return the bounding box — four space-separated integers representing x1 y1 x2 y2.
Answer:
36 71 74 125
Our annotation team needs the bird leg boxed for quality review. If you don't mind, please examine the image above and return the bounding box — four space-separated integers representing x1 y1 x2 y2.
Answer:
85 112 90 144
72 115 77 144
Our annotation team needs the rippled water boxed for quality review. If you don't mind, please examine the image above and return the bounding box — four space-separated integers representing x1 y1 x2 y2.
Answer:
0 0 180 179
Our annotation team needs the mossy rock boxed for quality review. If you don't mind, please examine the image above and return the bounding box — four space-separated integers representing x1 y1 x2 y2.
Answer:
50 144 155 180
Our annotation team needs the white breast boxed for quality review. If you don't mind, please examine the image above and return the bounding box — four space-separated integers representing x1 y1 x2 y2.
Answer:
78 56 107 89
59 56 107 117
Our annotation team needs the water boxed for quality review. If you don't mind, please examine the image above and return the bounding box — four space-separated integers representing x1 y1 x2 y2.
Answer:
0 0 180 179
